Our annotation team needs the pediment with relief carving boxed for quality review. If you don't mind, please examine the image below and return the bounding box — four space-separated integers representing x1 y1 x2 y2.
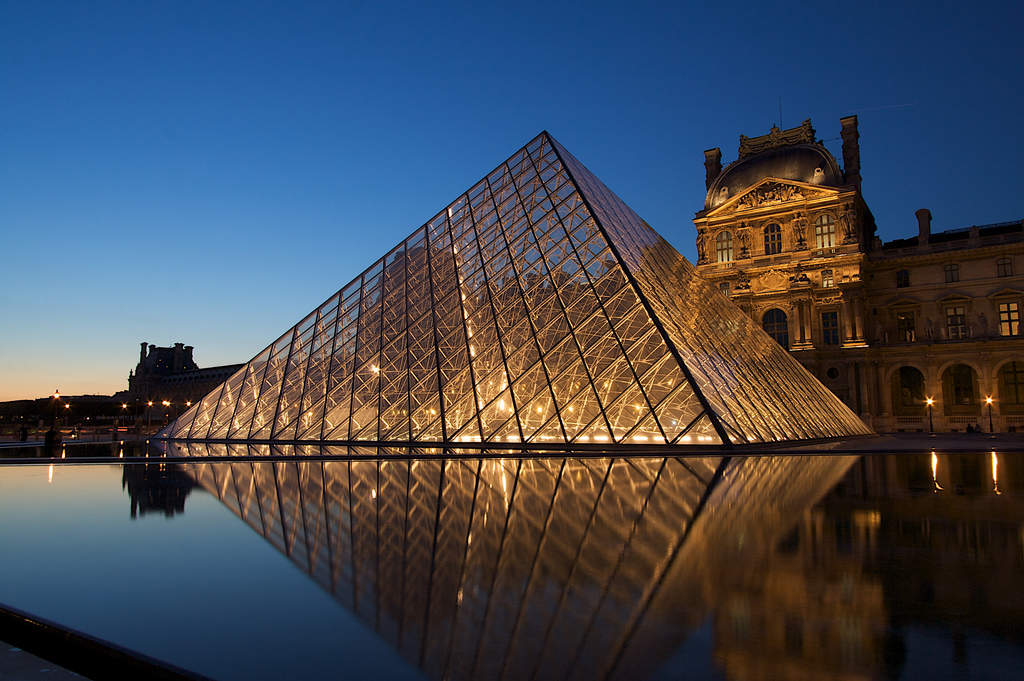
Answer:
751 269 790 293
708 178 839 217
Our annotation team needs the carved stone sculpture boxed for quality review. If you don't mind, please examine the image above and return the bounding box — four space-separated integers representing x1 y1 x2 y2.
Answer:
735 182 806 211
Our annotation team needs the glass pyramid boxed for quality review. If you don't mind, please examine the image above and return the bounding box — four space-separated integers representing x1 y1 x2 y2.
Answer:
159 132 871 446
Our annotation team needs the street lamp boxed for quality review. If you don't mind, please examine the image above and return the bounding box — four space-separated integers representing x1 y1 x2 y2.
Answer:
986 396 995 433
926 397 935 434
146 401 154 431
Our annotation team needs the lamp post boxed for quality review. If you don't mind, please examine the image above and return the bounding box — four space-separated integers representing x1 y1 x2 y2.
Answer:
986 396 995 433
146 400 154 431
926 397 935 434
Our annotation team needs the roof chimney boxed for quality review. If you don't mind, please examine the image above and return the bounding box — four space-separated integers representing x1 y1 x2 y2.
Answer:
704 148 722 190
839 115 861 189
140 341 148 365
915 208 931 246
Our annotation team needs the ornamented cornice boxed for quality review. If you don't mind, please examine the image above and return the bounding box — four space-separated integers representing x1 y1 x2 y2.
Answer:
738 119 816 158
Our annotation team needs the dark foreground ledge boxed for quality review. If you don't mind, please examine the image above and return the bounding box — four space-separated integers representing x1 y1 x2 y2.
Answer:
0 602 214 681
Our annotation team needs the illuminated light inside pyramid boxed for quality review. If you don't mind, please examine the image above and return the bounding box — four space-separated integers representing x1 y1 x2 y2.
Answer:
160 133 871 446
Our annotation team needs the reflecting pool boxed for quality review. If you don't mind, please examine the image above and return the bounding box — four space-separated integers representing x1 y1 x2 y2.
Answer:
1 446 1022 680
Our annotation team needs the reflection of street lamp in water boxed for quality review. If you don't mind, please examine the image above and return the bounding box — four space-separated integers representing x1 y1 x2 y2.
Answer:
926 397 935 433
992 451 1001 495
931 451 943 492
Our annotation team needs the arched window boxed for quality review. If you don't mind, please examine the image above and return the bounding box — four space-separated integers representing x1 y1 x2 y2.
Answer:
941 363 979 415
763 223 782 255
762 308 789 348
716 231 734 263
892 366 926 416
999 361 1024 408
815 214 836 249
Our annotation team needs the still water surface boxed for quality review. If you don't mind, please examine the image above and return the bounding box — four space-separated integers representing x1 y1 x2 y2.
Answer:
0 447 1021 680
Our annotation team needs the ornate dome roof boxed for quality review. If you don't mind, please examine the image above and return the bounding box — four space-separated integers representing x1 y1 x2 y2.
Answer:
706 144 843 210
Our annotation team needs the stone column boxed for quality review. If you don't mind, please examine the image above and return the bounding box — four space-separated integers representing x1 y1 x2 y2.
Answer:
794 299 802 342
877 362 891 418
854 298 865 342
804 300 814 346
841 300 853 343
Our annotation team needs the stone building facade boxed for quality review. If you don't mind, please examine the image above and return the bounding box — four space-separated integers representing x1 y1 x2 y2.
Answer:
694 116 1024 432
126 342 243 407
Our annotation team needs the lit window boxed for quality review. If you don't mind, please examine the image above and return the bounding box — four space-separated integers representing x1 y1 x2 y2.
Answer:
999 301 1020 336
762 308 789 348
822 311 840 345
719 281 730 295
997 257 1013 277
944 264 960 283
896 270 910 288
716 231 733 263
814 214 836 249
946 305 968 340
763 223 782 255
896 312 916 342
821 269 834 288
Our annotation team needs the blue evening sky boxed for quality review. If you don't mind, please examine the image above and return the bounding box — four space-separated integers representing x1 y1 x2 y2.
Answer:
1 1 1022 400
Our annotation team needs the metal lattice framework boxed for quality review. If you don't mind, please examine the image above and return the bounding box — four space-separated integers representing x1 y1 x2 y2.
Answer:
160 132 870 446
178 443 856 681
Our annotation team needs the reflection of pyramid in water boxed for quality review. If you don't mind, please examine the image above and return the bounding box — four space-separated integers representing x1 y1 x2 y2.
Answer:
161 132 870 445
178 444 857 681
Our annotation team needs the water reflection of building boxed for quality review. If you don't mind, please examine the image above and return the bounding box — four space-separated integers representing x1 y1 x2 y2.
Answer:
173 444 854 681
711 452 1024 680
121 462 196 519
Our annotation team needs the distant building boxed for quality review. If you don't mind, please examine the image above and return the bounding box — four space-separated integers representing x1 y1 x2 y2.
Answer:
126 341 242 406
695 116 1024 432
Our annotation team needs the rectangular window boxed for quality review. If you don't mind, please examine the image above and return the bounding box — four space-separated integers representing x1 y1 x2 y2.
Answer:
896 270 910 288
946 305 968 340
998 258 1013 277
896 312 916 342
1000 301 1020 336
763 224 783 255
719 281 730 295
821 269 834 288
815 215 836 250
944 264 960 283
822 311 840 345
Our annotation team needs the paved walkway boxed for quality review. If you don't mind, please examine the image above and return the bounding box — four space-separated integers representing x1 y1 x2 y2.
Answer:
0 644 82 680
